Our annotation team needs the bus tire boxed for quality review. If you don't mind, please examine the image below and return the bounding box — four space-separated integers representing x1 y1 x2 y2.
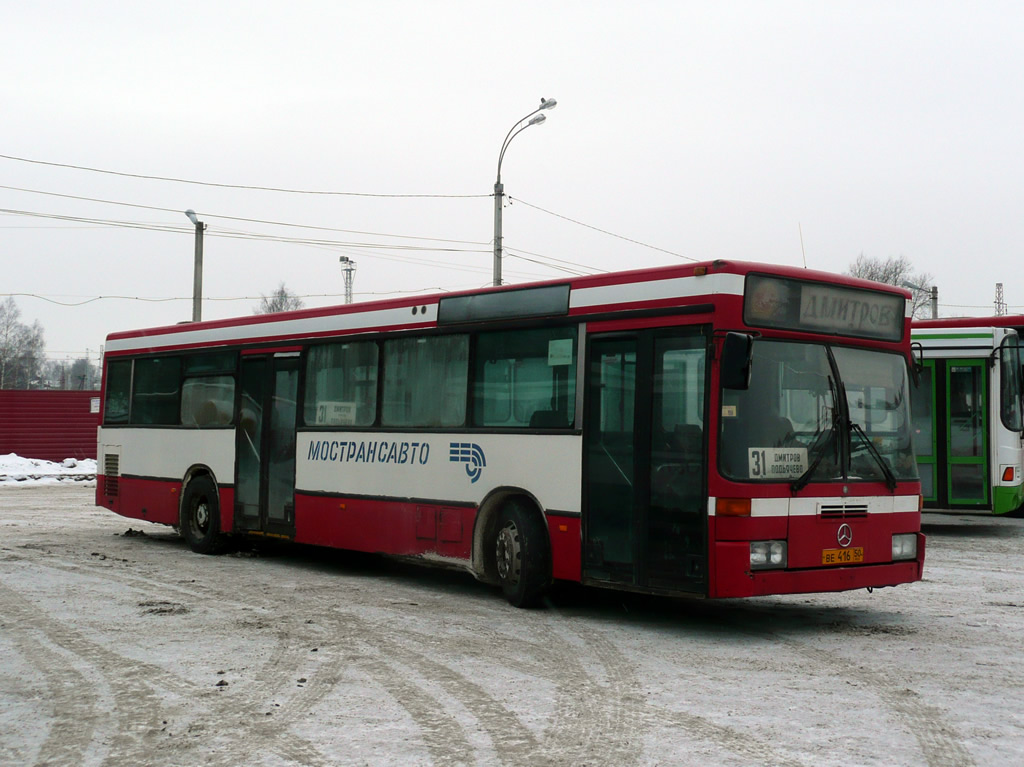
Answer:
180 475 227 555
494 500 550 608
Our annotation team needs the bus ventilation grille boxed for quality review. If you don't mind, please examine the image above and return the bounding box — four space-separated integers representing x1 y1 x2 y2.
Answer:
104 455 120 497
819 504 868 518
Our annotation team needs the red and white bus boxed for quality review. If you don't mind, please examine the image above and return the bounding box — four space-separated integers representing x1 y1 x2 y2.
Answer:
96 260 925 606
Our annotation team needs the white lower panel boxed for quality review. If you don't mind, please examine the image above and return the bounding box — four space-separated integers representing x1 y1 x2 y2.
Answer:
98 427 235 483
297 432 583 512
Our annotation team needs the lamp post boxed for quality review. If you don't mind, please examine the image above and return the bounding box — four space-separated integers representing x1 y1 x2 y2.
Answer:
185 209 205 322
901 280 938 319
493 97 557 287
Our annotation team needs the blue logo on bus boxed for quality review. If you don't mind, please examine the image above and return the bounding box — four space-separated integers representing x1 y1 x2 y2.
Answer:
450 442 486 483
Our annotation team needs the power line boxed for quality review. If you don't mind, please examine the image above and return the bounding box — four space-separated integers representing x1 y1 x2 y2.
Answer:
2 163 698 263
2 287 470 307
0 184 491 245
0 153 489 199
0 207 489 253
508 195 697 262
503 245 606 275
0 208 557 281
503 249 592 276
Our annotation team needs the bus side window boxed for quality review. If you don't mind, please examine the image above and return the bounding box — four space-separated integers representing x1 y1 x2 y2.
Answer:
304 342 379 427
181 375 235 427
473 327 577 429
382 335 468 428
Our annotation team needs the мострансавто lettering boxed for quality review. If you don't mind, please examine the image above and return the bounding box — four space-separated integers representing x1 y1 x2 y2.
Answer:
307 439 430 465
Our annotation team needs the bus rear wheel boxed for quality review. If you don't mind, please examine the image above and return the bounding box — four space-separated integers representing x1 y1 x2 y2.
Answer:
494 501 550 608
180 475 227 555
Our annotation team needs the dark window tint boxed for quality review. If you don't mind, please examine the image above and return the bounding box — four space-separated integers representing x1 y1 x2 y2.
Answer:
185 351 237 375
103 360 132 424
132 357 182 424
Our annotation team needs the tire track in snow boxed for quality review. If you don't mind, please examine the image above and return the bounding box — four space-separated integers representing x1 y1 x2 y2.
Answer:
773 637 974 767
721 607 974 767
337 610 546 766
0 581 115 767
3 550 334 767
538 616 809 767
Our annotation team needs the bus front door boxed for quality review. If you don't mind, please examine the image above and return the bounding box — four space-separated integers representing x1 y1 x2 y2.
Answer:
235 353 300 538
583 330 708 594
916 358 990 509
945 359 989 507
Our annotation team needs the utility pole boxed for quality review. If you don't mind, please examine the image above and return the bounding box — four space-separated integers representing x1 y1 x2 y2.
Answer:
493 97 558 287
339 257 356 305
185 210 206 321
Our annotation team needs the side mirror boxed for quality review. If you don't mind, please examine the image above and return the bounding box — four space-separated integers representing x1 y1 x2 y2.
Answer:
910 342 924 388
721 332 753 390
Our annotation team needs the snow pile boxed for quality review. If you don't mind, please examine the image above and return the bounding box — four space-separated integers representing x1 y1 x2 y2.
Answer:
0 454 97 486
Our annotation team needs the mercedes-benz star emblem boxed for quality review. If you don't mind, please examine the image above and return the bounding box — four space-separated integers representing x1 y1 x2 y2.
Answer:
837 524 853 548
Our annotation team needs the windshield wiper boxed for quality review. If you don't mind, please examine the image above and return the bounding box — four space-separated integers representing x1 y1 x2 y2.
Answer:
791 426 834 493
792 375 841 494
849 421 898 492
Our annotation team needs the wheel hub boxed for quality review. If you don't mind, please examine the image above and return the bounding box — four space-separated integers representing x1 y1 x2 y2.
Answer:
194 500 210 531
495 522 521 584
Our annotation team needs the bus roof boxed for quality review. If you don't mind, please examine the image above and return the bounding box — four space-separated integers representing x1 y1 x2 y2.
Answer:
104 259 912 355
914 315 1024 329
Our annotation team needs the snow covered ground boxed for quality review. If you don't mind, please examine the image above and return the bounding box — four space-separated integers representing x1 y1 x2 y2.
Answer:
0 453 96 485
1 482 1023 766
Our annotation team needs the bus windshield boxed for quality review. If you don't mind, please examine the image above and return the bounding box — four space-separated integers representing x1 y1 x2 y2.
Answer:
999 335 1024 432
720 340 917 485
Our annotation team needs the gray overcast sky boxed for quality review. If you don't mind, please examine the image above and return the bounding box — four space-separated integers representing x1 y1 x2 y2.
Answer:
3 1 1022 360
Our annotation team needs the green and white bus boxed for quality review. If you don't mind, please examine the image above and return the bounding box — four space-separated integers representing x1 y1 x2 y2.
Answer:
911 322 1024 513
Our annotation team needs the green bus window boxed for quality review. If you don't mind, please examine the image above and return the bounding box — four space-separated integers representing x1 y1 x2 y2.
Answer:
999 337 1024 432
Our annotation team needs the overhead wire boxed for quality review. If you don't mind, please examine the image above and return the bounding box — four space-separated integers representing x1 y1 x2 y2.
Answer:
508 195 697 262
0 153 489 198
0 184 491 246
1 153 703 284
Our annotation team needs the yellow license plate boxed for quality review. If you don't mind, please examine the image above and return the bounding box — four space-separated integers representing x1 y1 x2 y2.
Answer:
821 547 864 565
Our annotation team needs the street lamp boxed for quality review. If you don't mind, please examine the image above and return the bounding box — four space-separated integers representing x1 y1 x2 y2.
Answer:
493 97 557 287
185 209 205 322
901 280 938 319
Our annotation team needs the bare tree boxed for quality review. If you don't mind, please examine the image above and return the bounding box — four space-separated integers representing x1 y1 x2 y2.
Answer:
0 297 46 388
254 282 305 315
847 254 935 319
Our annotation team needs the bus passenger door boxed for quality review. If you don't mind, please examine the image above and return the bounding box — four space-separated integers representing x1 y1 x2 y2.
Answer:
583 330 708 594
945 360 989 506
235 353 300 537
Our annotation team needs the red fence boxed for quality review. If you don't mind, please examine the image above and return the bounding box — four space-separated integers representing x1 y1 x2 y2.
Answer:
0 390 100 461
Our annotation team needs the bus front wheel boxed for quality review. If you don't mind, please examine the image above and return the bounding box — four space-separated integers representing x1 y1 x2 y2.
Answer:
494 501 550 608
180 475 227 555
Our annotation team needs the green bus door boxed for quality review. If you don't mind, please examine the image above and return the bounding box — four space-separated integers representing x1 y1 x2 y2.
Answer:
914 358 990 509
945 360 988 506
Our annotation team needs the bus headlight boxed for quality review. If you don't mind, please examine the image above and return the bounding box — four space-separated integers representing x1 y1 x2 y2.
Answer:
892 534 917 561
750 541 787 570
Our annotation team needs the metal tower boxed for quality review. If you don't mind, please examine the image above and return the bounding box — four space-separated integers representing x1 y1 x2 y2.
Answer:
339 256 356 305
995 282 1007 316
